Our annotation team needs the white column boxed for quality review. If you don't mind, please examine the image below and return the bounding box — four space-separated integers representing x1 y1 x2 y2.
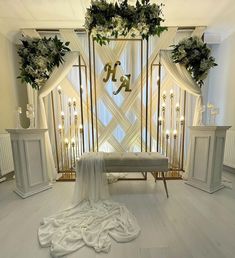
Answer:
6 129 52 198
186 126 231 193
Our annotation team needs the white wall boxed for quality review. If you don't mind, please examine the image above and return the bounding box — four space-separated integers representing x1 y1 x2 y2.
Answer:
207 32 235 129
0 32 28 133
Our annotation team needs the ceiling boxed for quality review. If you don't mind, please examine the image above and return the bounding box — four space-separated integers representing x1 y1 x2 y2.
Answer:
0 0 235 42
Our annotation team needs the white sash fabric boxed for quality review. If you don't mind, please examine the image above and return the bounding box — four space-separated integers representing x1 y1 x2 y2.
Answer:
38 152 140 257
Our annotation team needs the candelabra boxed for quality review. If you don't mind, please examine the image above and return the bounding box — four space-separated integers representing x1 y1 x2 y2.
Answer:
158 88 186 178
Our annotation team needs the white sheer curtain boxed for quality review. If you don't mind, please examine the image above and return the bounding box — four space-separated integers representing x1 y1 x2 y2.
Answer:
38 51 79 181
160 50 203 125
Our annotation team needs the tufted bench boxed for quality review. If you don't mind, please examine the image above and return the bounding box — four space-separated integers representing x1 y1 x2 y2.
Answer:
104 152 169 197
78 152 169 198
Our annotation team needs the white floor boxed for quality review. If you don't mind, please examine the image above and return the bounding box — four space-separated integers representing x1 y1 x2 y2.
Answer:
0 172 235 258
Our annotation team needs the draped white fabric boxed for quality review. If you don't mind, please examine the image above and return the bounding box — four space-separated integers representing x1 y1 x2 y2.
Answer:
38 153 140 257
160 50 203 126
72 152 109 204
37 51 79 181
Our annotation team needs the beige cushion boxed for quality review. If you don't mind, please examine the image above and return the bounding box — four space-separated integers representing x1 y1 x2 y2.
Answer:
104 152 168 172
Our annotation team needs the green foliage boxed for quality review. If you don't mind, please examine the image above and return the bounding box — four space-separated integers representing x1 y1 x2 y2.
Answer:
85 0 167 45
17 36 70 90
171 36 217 87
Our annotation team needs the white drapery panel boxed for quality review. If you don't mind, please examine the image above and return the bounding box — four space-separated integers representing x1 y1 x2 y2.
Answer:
37 51 79 180
160 50 203 126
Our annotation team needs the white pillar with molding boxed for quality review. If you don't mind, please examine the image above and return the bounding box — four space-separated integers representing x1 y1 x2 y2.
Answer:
186 126 231 193
6 129 52 198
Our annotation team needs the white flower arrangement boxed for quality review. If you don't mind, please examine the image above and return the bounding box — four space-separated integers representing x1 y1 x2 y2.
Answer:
17 36 70 90
85 0 167 45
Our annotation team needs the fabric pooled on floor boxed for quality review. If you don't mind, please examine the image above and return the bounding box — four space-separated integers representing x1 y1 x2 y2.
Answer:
38 152 140 257
38 200 140 257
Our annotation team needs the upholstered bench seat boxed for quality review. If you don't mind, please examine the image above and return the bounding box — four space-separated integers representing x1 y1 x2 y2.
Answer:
77 152 169 198
104 152 168 172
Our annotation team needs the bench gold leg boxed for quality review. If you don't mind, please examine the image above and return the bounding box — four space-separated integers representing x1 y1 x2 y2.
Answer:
162 172 169 198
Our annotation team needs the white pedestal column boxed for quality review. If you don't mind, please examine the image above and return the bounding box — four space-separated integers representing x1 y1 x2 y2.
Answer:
186 126 231 193
6 129 52 198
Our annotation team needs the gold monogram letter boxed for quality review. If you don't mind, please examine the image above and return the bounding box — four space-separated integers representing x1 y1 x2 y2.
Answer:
103 61 121 82
113 74 131 95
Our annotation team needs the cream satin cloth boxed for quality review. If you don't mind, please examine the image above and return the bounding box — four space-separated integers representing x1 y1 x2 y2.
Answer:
38 153 140 257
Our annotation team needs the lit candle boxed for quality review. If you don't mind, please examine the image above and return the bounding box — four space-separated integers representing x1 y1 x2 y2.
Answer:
180 115 184 124
173 129 177 137
58 124 62 131
162 91 166 101
68 98 72 106
71 137 75 145
170 89 174 98
166 130 170 138
165 129 170 157
158 116 163 122
73 97 76 106
161 102 166 111
79 125 83 155
61 111 65 119
57 86 62 94
17 107 22 114
176 103 180 112
64 138 69 145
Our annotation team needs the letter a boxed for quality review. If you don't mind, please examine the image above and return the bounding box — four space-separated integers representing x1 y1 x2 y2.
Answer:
113 74 131 95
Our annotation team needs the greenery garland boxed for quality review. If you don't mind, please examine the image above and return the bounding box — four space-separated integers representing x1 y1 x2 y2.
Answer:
171 36 217 87
17 36 70 90
85 0 167 45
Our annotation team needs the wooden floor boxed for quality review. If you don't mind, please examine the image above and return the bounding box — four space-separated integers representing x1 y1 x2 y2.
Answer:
0 172 235 258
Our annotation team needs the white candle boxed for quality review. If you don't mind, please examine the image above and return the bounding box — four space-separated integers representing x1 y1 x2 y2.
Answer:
180 115 184 122
57 86 62 93
17 107 22 114
162 90 166 99
173 129 177 136
166 130 170 137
